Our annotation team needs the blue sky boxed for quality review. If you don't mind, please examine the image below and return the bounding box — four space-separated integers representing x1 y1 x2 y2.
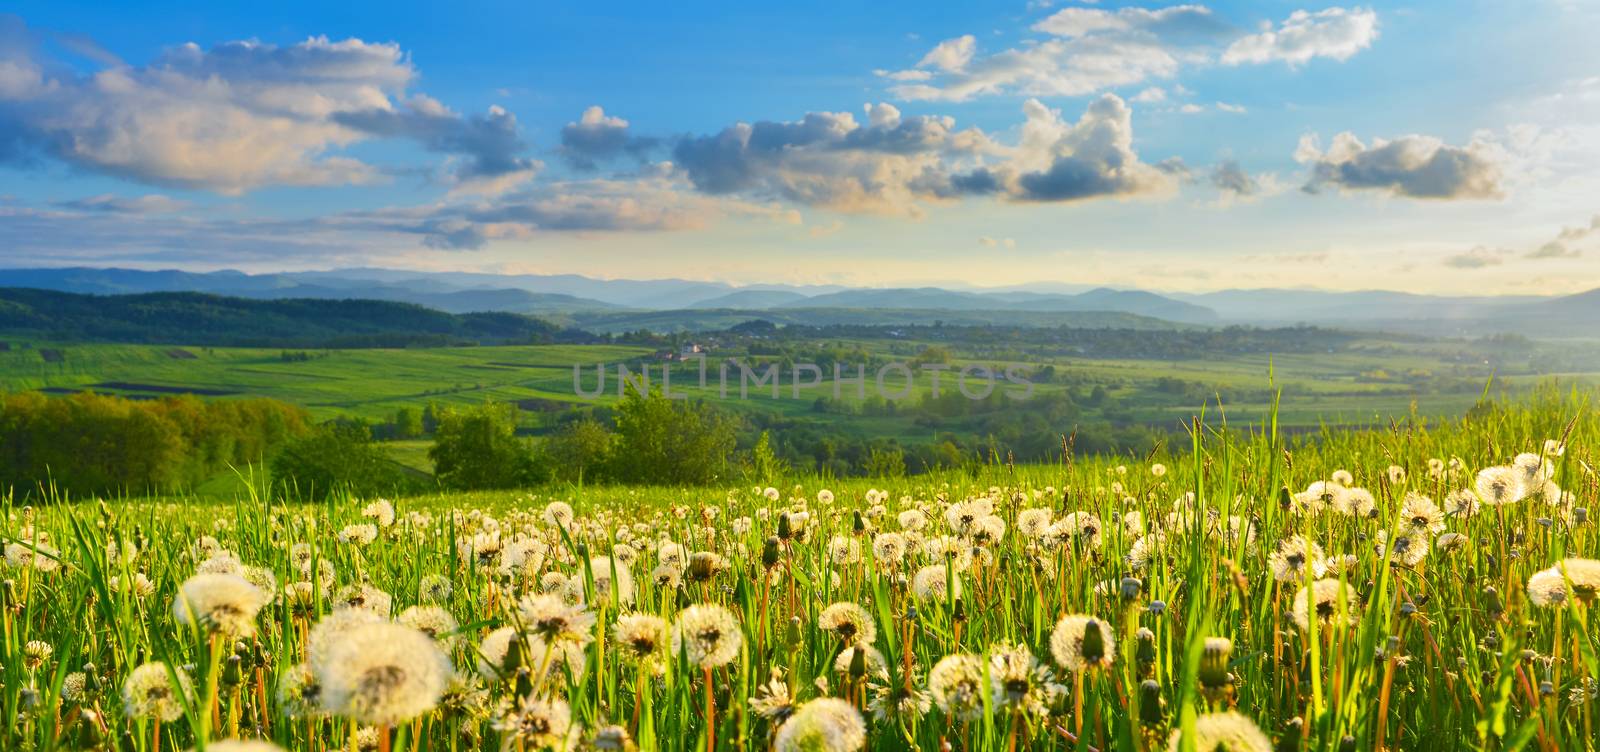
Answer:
2 1 1598 293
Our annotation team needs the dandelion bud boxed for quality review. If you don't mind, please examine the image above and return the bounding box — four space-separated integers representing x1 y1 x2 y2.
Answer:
1080 619 1107 665
1339 736 1357 752
515 666 534 698
1147 600 1167 615
1199 637 1233 689
221 654 243 687
1119 577 1142 601
852 511 865 534
2 579 15 609
777 513 793 541
1481 585 1502 616
761 537 781 569
1136 627 1157 676
576 542 589 558
76 709 105 748
785 616 803 649
952 598 966 623
848 645 867 680
1138 680 1164 726
1274 717 1303 752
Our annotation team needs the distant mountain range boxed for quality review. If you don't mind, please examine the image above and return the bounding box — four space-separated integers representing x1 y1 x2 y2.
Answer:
1 266 1597 336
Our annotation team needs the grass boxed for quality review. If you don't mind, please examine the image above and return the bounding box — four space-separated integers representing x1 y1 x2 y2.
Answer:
1 390 1597 751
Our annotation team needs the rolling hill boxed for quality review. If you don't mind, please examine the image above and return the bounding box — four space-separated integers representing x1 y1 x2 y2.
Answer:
0 288 589 347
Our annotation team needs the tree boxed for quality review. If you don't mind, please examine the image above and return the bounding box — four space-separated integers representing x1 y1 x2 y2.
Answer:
864 444 907 478
609 392 736 485
393 406 425 439
746 430 789 482
546 418 614 483
429 402 545 489
271 421 411 500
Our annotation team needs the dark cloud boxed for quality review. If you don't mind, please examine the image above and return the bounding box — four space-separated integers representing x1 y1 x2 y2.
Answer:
669 103 980 213
558 106 658 170
1298 133 1503 200
1209 159 1257 195
334 98 538 189
56 194 188 214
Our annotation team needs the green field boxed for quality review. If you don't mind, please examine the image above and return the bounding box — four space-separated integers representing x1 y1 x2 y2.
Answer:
0 337 1589 424
5 331 1599 482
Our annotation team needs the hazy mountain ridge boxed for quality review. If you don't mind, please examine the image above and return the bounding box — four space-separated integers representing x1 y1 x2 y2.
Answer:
2 267 1596 336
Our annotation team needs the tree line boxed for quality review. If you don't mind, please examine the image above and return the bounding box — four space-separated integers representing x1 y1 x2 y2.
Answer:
0 391 310 497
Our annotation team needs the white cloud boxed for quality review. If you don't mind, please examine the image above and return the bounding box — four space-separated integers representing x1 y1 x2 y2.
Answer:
1030 4 1219 39
0 19 538 196
917 35 976 73
881 3 1231 102
1222 7 1379 66
1131 87 1167 103
1215 101 1247 114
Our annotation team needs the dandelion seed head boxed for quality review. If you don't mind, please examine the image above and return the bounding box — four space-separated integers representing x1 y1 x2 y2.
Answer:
671 604 742 668
318 622 452 726
122 662 191 722
1165 711 1272 752
773 697 866 752
172 573 268 638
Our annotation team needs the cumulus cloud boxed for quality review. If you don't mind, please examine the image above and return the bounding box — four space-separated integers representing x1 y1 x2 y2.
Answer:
668 94 1176 212
0 17 537 195
558 105 658 170
1222 7 1379 66
334 97 540 195
1008 94 1178 202
671 102 996 215
1297 132 1504 199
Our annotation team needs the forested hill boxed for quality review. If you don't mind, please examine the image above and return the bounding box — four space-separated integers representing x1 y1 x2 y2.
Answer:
0 288 590 347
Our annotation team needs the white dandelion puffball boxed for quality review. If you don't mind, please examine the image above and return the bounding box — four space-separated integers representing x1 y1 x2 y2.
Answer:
318 622 453 726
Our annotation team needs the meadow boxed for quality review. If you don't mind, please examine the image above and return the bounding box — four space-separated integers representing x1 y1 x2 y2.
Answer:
2 392 1597 751
2 335 1594 481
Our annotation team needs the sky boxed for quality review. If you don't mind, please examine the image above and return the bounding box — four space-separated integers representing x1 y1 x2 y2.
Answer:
1 1 1598 294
